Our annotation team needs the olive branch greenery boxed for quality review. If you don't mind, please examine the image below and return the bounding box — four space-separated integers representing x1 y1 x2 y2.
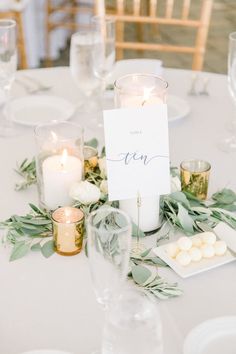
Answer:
2 140 236 300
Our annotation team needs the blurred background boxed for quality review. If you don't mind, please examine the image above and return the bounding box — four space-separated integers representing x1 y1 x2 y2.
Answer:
1 0 235 73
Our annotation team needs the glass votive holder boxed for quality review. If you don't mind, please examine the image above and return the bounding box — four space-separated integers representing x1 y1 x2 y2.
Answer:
52 206 84 256
115 74 168 233
35 121 84 211
84 145 98 174
180 160 211 200
114 73 168 108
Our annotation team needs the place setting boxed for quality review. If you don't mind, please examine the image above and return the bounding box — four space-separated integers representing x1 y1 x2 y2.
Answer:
1 1 236 354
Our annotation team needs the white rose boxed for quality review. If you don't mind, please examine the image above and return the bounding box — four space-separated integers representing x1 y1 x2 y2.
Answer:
70 181 101 205
98 157 107 178
100 180 108 194
171 176 181 193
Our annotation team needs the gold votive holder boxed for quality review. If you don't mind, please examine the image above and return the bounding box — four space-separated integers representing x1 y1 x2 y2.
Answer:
52 207 84 256
84 145 98 174
180 160 211 200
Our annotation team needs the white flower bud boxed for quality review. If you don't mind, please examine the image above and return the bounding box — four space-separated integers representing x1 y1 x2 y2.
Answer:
70 181 101 205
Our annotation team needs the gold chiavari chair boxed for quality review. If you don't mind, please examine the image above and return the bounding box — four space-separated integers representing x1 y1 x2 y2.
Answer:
0 3 28 69
45 0 94 66
95 0 213 71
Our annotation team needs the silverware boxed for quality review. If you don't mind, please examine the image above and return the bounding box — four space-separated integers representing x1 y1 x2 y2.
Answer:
16 75 52 94
188 73 198 96
22 75 52 92
199 77 210 96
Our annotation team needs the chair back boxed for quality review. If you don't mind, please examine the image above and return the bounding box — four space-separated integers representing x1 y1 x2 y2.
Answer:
95 0 213 70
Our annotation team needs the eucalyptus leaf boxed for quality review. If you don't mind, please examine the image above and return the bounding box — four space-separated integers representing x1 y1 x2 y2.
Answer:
41 240 55 258
131 265 152 285
85 138 99 148
31 242 42 251
177 203 194 234
10 242 30 261
132 222 145 238
170 191 190 209
93 209 112 226
212 188 236 204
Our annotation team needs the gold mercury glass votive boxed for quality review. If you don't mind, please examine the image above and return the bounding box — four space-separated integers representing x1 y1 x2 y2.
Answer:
84 145 98 174
52 207 84 256
180 160 211 200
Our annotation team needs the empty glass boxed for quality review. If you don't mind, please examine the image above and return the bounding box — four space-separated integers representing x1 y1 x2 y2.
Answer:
70 31 102 99
219 32 236 152
102 289 164 354
86 207 132 308
91 16 115 88
0 19 17 137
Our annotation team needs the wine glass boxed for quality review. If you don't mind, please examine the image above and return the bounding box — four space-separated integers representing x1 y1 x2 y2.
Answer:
102 289 164 354
86 207 132 309
219 32 236 152
0 19 17 137
69 30 102 112
91 16 116 90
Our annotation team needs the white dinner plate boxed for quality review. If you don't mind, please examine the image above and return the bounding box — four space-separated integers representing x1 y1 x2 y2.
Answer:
153 234 236 278
183 316 236 354
11 95 75 126
167 95 190 122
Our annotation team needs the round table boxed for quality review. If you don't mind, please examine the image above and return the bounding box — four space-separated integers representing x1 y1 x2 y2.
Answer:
0 66 236 354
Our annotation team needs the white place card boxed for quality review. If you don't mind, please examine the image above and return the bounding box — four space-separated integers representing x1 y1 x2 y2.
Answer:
103 104 170 201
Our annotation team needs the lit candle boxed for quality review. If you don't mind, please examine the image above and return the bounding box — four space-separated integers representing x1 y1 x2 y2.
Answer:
119 88 163 108
42 149 82 210
115 74 168 233
52 206 84 256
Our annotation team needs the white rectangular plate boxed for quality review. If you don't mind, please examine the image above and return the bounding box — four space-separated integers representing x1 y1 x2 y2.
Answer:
153 234 236 278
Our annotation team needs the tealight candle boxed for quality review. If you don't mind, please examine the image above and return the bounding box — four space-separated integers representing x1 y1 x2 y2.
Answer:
52 206 84 256
115 74 168 233
84 145 98 174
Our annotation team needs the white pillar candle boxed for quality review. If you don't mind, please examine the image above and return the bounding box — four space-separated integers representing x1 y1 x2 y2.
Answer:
119 196 160 233
118 89 162 233
119 94 163 108
42 149 82 210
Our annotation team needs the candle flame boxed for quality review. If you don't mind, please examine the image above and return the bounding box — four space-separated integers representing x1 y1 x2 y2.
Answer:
142 87 154 106
60 149 68 169
64 207 71 223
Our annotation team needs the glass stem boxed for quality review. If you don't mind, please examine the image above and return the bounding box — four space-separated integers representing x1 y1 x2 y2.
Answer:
3 84 12 123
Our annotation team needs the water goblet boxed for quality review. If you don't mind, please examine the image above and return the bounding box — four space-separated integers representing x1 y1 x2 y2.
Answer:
91 16 116 90
102 288 164 354
86 207 132 309
219 32 236 152
69 30 102 113
0 19 17 137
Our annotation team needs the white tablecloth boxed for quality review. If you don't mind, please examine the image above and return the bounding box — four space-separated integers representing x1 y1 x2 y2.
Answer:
0 66 236 354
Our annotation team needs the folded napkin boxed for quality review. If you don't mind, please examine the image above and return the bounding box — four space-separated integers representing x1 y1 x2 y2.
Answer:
214 222 236 253
109 59 163 84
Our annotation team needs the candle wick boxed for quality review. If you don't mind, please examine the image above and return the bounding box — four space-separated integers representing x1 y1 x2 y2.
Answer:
141 100 146 106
